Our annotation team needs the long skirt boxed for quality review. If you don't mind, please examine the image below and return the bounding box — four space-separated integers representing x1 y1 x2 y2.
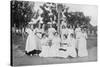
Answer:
25 34 37 53
48 44 60 57
35 35 41 50
67 47 77 57
75 39 79 49
39 46 50 57
78 38 88 57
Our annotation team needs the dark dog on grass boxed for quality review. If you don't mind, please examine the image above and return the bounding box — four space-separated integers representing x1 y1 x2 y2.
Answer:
25 50 41 56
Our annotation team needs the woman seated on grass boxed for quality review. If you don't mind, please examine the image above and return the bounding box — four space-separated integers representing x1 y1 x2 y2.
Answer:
48 32 61 57
58 34 77 58
39 33 50 57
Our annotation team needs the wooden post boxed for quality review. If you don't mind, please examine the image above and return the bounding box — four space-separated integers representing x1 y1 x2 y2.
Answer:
57 4 63 35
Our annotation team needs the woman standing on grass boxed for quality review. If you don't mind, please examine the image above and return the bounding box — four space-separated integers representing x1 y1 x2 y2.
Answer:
67 34 77 58
34 23 43 51
78 28 88 57
25 23 38 55
75 25 81 49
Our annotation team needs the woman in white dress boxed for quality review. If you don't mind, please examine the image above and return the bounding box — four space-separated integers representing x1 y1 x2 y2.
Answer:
35 24 43 51
75 26 81 49
48 24 56 40
67 34 77 57
49 32 61 57
39 34 50 57
78 29 88 57
25 25 37 55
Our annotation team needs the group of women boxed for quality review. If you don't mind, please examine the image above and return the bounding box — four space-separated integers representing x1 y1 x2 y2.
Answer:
25 21 88 58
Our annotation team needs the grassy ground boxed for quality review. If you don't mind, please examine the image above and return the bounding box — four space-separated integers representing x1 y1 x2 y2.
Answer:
11 33 97 66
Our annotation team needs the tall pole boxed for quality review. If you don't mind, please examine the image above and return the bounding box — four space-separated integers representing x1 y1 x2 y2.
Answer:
57 4 63 35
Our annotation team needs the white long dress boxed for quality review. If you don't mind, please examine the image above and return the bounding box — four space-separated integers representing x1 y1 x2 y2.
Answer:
25 28 37 53
67 38 77 57
78 32 88 57
75 27 81 49
35 28 42 50
39 37 50 57
49 36 61 57
48 28 56 40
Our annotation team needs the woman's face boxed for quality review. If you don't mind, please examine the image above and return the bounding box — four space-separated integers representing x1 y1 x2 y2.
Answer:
70 34 73 38
77 25 79 28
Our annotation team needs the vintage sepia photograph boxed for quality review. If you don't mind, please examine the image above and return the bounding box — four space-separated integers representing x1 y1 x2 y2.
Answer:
11 0 98 66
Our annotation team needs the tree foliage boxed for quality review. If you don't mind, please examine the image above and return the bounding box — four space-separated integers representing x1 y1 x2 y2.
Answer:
11 1 91 29
11 1 34 28
63 9 91 28
40 3 58 24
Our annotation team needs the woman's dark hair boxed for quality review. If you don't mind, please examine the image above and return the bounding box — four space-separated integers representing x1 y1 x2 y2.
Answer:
62 25 66 29
42 33 47 38
42 33 45 38
54 32 58 35
64 34 68 38
70 33 74 37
